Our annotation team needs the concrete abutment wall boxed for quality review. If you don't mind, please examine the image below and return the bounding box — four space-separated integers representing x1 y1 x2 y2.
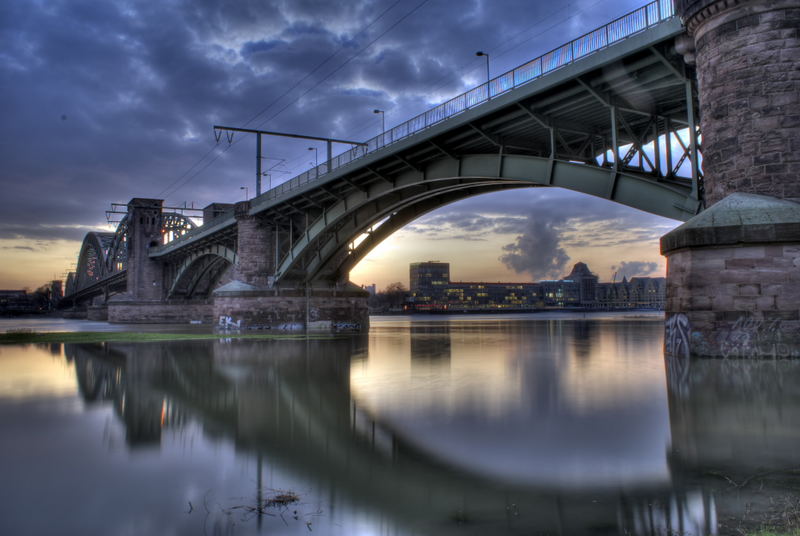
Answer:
108 301 214 324
213 290 369 332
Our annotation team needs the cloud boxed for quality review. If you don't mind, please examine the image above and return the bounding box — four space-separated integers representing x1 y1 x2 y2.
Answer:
611 261 660 279
405 211 526 239
499 218 571 280
0 223 98 242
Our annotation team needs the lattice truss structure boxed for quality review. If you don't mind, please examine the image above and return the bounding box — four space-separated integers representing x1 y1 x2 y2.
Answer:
66 212 196 298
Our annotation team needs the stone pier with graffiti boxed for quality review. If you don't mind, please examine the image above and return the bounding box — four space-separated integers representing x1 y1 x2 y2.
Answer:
61 198 369 331
663 0 800 357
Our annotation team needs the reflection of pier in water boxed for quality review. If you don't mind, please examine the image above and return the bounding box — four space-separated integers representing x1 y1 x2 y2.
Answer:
666 354 800 533
64 333 752 535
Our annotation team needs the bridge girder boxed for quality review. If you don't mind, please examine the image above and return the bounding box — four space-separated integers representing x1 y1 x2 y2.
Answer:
274 153 695 285
167 245 237 299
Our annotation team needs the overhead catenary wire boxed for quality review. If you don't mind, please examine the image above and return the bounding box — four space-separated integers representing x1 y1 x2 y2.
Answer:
161 0 434 201
249 0 433 132
238 0 406 129
158 0 412 201
416 0 605 108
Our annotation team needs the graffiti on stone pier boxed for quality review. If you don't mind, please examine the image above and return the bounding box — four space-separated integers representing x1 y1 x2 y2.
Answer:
665 313 691 360
218 315 241 330
665 313 691 397
718 316 798 359
666 313 799 359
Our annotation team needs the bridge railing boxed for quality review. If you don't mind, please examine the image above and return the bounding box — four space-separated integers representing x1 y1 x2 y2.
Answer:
258 0 675 203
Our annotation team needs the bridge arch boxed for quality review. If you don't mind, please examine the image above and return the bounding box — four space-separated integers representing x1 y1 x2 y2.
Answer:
104 214 129 274
74 232 114 291
167 245 237 299
275 154 692 284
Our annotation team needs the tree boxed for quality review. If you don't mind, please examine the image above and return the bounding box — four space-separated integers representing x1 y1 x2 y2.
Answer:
368 282 409 312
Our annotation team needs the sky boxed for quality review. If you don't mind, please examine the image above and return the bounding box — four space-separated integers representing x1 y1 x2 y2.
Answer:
0 0 680 291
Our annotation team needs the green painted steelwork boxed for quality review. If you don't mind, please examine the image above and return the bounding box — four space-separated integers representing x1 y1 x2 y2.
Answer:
274 154 693 283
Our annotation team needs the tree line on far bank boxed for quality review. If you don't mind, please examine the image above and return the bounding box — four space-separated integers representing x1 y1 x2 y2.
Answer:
368 282 408 313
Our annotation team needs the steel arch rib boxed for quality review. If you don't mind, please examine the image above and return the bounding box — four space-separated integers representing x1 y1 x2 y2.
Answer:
302 181 528 282
105 215 129 274
273 154 693 283
327 183 529 281
183 256 231 298
167 245 238 298
75 232 114 291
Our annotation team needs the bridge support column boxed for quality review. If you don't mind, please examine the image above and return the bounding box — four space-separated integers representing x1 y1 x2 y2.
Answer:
212 201 368 331
663 1 800 357
109 198 170 323
232 201 275 287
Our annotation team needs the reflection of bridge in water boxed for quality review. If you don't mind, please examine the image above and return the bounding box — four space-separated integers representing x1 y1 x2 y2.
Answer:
66 330 800 535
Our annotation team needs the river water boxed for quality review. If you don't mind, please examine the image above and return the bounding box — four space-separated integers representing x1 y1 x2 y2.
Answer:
1 312 798 535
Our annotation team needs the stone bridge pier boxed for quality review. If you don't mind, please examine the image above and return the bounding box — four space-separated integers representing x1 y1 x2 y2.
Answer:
662 0 800 357
212 201 369 331
107 199 368 330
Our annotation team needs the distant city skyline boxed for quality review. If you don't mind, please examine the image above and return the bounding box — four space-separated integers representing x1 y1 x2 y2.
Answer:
403 260 665 311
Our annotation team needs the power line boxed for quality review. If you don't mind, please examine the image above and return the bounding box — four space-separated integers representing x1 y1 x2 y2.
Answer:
275 0 601 163
251 0 433 132
418 0 606 105
157 0 402 198
164 0 433 201
160 143 237 200
156 143 219 199
239 0 405 129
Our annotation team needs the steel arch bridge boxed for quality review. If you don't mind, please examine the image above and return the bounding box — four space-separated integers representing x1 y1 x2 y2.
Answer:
63 0 699 308
62 212 197 307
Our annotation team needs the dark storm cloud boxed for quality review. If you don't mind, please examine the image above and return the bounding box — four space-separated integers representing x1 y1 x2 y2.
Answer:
0 0 646 258
0 223 95 242
496 192 674 279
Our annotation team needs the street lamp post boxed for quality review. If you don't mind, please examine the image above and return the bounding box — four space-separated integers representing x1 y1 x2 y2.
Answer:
373 109 385 133
308 147 318 177
476 51 490 98
240 186 249 200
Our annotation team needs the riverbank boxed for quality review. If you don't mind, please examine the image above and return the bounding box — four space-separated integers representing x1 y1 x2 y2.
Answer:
372 307 664 315
0 330 334 345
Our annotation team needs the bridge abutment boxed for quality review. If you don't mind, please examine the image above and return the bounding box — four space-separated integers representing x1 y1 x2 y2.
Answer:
211 201 369 331
233 201 275 287
213 284 369 332
109 198 178 323
664 0 800 357
123 198 166 300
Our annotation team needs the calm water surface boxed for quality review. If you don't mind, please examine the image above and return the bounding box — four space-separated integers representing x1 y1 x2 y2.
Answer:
1 312 799 535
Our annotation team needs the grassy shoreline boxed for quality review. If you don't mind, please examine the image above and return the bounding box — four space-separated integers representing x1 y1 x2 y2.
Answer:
0 330 334 345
